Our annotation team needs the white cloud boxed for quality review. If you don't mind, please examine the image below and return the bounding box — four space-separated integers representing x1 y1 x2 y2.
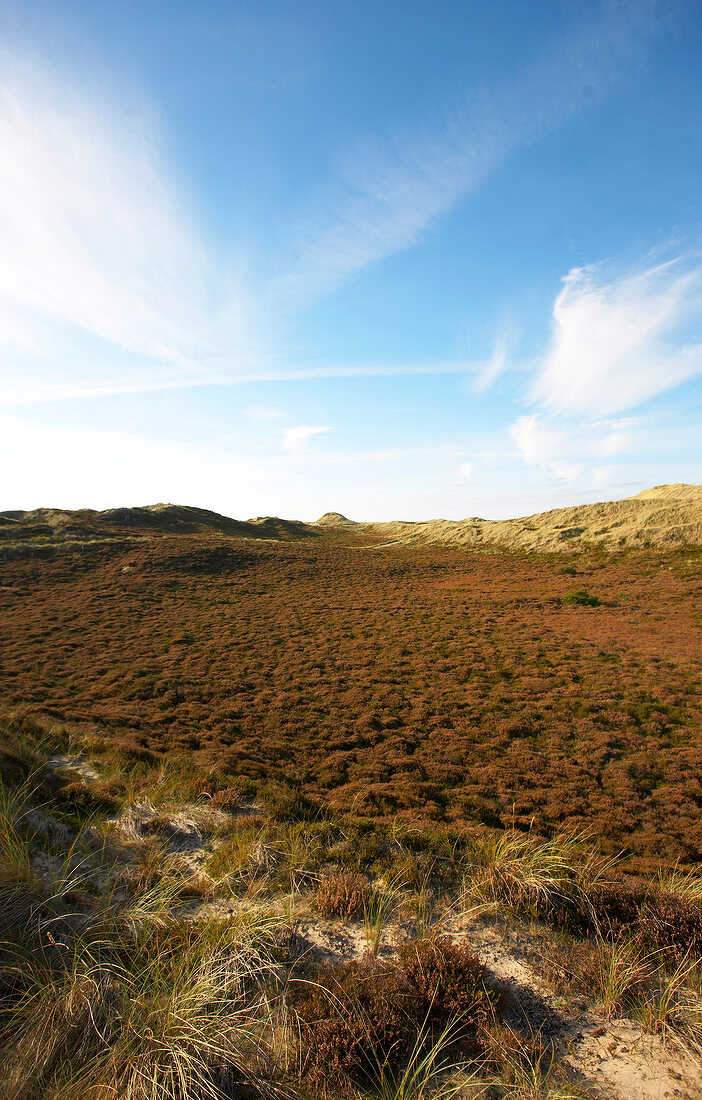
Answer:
513 248 702 486
458 462 474 480
532 255 702 416
474 330 514 394
510 415 562 469
270 4 658 306
282 424 332 450
0 48 256 403
510 413 636 482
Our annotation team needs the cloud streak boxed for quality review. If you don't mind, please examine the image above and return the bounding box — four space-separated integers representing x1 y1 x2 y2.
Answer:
0 357 506 405
283 424 332 450
270 2 659 307
0 48 257 403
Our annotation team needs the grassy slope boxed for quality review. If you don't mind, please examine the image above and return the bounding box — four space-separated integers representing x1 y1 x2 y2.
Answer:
1 713 701 1099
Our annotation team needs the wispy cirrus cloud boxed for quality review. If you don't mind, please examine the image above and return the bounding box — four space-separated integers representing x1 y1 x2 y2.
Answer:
531 253 702 417
269 2 659 307
0 4 661 409
282 424 332 450
0 357 501 405
0 47 256 402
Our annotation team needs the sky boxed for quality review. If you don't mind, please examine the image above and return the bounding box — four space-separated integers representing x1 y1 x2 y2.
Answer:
1 0 701 522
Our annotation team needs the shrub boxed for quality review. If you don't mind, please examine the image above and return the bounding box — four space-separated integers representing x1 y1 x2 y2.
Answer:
589 881 649 936
314 872 370 918
396 936 501 1028
293 957 415 1085
264 785 326 824
640 892 702 960
208 786 246 811
558 564 578 576
52 778 119 817
562 589 599 606
590 882 702 960
293 940 500 1087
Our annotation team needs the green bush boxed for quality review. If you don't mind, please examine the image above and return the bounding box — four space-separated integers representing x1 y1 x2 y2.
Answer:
562 589 600 606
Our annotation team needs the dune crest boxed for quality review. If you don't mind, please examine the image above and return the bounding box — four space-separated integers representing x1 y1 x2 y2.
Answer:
365 483 702 552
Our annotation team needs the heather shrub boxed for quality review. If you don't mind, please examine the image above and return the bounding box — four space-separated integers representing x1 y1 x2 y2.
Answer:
589 881 649 934
640 892 702 960
396 936 501 1027
208 785 246 811
264 785 325 824
293 957 415 1085
51 778 119 817
293 940 500 1087
587 881 702 960
0 745 36 788
314 872 370 918
4 535 701 862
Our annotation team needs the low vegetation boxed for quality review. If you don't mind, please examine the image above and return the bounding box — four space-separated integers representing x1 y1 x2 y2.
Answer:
1 713 701 1098
1 509 701 1096
1 532 701 868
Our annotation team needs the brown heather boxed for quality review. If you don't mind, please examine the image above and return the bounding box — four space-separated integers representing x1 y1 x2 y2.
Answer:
314 872 371 918
1 525 701 867
291 940 499 1086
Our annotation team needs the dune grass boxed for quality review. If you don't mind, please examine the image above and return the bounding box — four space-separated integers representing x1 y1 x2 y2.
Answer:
2 714 702 1098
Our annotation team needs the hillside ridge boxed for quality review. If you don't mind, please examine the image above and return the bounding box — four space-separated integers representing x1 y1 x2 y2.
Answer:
372 482 702 552
3 483 701 552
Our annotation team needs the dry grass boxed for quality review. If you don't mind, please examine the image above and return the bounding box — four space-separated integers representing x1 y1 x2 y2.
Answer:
591 939 651 1018
479 1025 588 1099
314 872 371 918
656 863 702 905
363 875 406 956
1 895 289 1100
369 1016 478 1100
462 830 618 925
634 953 702 1052
2 707 701 1098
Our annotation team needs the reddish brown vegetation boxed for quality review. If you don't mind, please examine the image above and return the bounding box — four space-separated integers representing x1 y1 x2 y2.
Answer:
314 873 371 918
1 535 701 865
292 939 498 1085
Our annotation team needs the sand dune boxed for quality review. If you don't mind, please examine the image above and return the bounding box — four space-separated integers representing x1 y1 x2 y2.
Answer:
4 484 702 553
317 484 702 552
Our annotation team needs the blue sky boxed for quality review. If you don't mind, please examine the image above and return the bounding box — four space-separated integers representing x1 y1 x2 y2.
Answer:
1 0 701 520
